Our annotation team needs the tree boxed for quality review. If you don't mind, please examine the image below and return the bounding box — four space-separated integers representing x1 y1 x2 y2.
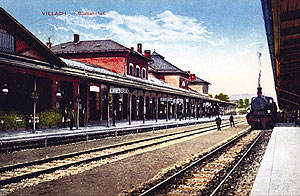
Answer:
214 93 230 102
244 98 249 108
208 94 213 98
239 99 244 108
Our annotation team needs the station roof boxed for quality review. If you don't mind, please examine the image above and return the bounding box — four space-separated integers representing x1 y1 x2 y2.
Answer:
189 76 211 85
261 0 300 110
52 40 127 54
52 39 151 61
149 51 189 77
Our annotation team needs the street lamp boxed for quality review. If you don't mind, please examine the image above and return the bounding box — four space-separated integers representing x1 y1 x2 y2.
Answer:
2 84 8 95
31 80 39 134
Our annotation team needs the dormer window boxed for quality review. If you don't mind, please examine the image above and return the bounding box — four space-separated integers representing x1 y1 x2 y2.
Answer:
0 29 15 53
129 63 133 75
142 68 146 79
136 65 140 77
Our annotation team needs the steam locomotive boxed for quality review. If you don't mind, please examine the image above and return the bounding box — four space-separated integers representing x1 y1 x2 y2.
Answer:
246 87 277 129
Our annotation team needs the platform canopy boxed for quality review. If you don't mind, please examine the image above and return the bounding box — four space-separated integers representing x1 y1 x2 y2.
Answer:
261 0 300 110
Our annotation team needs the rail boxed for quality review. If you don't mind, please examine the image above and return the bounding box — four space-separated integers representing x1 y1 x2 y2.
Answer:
0 118 243 153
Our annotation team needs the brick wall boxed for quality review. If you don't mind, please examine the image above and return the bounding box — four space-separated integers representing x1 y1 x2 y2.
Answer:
127 54 149 79
72 57 126 74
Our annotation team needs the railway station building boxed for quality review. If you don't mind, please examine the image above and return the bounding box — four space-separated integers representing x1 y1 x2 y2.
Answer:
0 8 236 130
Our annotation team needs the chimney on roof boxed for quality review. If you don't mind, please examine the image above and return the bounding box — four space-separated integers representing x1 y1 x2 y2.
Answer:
190 74 196 81
74 34 79 43
137 43 142 53
46 37 51 49
144 50 151 58
130 47 134 51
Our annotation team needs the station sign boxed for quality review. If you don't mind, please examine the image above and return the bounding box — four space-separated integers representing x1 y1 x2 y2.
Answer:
109 87 129 94
160 98 184 104
160 97 173 102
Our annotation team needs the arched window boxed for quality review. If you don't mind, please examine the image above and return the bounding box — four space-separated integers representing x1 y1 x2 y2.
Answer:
136 65 140 77
129 63 133 75
142 68 146 79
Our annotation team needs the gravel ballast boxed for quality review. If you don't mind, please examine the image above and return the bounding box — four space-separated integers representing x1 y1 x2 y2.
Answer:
3 122 250 196
213 129 273 196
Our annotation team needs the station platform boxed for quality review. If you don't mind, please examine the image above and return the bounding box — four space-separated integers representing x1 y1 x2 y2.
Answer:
0 116 233 142
251 125 300 195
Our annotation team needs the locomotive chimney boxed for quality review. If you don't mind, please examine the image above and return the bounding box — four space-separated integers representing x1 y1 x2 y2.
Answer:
257 87 262 96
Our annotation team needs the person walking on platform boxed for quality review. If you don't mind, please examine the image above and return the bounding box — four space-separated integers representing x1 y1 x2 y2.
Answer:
70 110 75 130
229 115 235 127
62 107 68 128
79 107 86 127
215 116 222 131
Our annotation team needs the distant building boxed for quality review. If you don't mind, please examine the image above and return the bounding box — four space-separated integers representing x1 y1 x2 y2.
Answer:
149 51 189 90
188 73 210 95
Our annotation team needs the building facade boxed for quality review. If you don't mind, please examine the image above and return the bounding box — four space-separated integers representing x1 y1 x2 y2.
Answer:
188 73 210 95
0 8 236 131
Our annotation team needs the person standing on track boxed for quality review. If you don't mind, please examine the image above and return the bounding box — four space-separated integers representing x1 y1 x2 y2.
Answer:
230 114 235 127
215 115 222 131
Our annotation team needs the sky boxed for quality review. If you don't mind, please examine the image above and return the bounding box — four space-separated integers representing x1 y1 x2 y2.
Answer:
1 0 276 97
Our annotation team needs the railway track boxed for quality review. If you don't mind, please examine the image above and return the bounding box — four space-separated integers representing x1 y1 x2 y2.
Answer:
0 118 241 153
140 128 262 196
0 120 244 193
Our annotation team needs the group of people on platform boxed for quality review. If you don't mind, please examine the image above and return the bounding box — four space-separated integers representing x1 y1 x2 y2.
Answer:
215 115 235 131
277 111 300 126
62 107 86 130
61 104 236 131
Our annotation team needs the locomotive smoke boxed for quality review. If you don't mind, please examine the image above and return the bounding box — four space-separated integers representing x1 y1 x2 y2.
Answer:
257 52 262 88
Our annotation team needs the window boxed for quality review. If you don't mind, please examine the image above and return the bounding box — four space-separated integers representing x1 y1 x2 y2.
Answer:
182 80 186 88
0 30 15 53
136 65 140 77
142 68 146 79
129 63 133 75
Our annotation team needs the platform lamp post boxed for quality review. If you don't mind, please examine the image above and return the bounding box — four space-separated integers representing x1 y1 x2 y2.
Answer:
76 98 81 130
1 84 9 131
76 82 80 130
31 79 39 134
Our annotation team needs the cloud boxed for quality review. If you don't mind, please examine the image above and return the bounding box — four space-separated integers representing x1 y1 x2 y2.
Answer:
52 10 224 46
246 42 264 49
48 9 275 97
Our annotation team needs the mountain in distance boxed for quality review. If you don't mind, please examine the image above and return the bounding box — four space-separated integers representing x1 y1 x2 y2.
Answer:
230 93 277 101
230 94 255 101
